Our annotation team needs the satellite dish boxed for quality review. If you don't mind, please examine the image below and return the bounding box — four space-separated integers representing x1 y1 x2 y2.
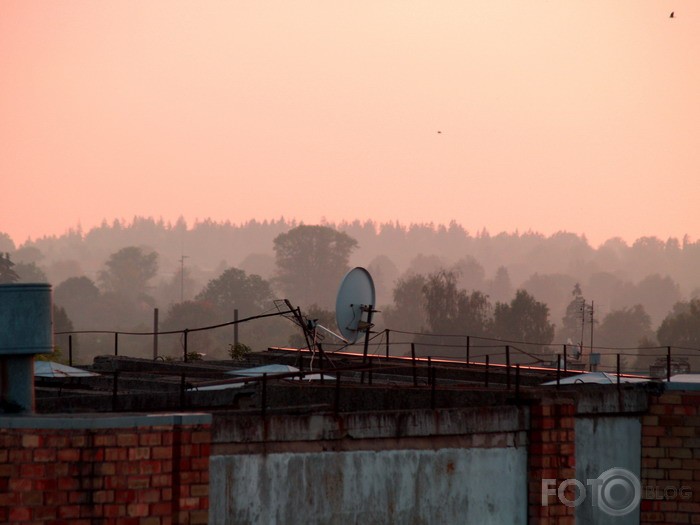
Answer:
335 267 376 344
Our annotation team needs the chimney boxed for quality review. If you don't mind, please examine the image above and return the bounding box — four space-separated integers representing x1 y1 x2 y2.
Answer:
0 283 53 413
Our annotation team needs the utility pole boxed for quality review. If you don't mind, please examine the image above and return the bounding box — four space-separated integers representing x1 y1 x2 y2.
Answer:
579 298 586 358
589 300 595 356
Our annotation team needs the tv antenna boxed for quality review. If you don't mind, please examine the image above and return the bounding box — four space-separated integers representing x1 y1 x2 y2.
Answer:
277 299 345 371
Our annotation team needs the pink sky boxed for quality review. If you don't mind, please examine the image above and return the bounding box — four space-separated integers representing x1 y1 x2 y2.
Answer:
1 1 698 248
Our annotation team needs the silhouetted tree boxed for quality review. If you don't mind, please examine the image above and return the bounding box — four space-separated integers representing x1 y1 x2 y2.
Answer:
558 284 585 344
14 262 48 283
423 271 463 334
54 276 101 328
161 300 218 356
273 225 357 308
421 270 492 335
382 274 428 333
493 290 555 346
487 266 513 303
459 290 493 337
624 274 681 328
521 273 577 330
0 233 15 254
98 246 158 299
0 253 19 283
194 267 278 355
657 300 700 349
13 245 43 265
195 267 273 316
451 256 486 293
596 305 655 349
367 255 399 307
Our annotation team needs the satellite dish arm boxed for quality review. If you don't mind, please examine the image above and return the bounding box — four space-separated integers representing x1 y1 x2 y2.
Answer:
362 304 376 364
315 323 349 344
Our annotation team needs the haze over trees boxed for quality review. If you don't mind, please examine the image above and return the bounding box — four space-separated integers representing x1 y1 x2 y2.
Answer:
657 299 700 349
4 217 700 369
273 225 357 309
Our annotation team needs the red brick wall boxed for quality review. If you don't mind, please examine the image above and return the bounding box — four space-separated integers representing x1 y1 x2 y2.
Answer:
0 423 210 525
527 400 576 525
641 391 700 524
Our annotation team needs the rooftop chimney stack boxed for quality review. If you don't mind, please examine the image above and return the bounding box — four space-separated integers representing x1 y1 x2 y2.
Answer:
0 283 53 413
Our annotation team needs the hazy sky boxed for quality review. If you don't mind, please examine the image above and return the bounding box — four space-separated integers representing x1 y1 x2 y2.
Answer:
1 1 698 247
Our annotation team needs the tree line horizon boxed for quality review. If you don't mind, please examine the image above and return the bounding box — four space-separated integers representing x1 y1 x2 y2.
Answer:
1 218 699 371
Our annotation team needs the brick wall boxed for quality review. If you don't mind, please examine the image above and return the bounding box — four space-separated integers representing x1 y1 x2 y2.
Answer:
527 400 576 525
641 391 700 524
0 415 211 525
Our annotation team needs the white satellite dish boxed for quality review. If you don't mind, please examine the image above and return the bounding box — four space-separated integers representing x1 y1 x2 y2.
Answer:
335 267 376 344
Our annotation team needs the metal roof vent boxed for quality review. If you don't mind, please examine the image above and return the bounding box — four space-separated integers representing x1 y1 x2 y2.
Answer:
0 283 53 413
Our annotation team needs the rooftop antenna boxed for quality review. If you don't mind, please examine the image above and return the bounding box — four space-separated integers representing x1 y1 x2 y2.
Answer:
278 299 347 371
335 267 378 365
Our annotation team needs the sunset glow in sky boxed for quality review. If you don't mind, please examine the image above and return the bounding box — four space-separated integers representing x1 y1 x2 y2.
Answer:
1 1 698 247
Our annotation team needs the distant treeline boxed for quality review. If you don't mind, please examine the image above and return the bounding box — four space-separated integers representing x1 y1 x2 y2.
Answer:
1 217 699 356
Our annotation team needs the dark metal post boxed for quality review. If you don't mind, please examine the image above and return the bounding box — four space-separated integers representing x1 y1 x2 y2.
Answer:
667 346 672 382
362 306 375 364
69 335 73 367
360 306 375 385
183 329 189 363
411 343 418 387
114 332 119 357
466 335 470 364
617 354 621 389
385 329 390 359
485 355 490 388
563 344 568 372
506 345 511 390
428 355 432 385
556 355 561 388
153 308 159 360
234 309 239 349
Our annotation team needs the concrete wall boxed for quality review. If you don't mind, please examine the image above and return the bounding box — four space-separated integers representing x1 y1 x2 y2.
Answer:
210 447 527 525
210 406 529 525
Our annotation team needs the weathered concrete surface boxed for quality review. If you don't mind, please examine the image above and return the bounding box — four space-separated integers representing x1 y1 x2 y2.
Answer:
212 406 528 447
210 447 527 525
574 386 648 415
575 416 641 524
